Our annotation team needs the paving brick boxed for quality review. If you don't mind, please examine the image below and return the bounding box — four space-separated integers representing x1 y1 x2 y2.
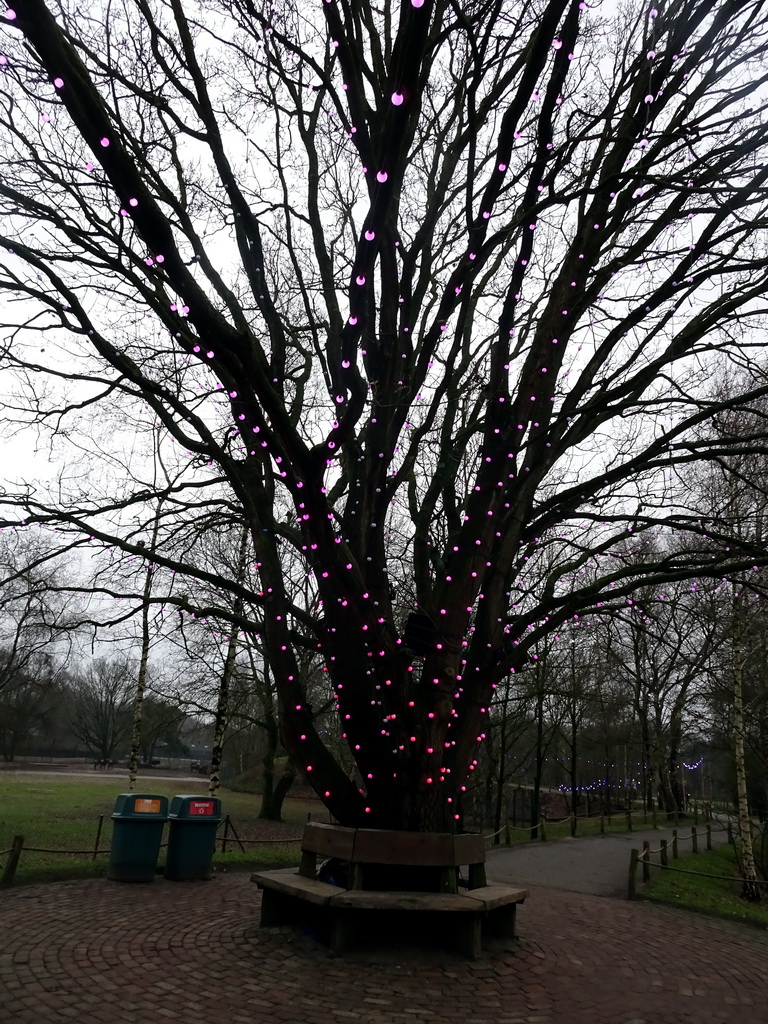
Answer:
1 874 767 1023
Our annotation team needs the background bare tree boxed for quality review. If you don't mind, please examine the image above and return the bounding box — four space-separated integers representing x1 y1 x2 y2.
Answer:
69 656 134 762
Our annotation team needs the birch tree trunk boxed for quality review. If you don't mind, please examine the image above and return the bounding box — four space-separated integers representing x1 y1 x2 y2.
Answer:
731 601 761 901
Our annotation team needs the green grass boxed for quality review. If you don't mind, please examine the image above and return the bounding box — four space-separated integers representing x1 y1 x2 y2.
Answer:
0 773 312 883
641 843 768 928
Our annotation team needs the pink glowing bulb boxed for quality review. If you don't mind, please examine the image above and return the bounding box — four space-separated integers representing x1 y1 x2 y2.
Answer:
391 92 404 105
100 137 110 147
53 77 64 88
376 170 388 182
4 9 16 20
364 229 375 240
355 275 366 285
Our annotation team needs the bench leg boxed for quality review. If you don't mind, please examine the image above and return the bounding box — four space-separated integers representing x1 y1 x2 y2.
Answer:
443 913 482 960
485 903 518 940
329 910 359 956
260 887 301 927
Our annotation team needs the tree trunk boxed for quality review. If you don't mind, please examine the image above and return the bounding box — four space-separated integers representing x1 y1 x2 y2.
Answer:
260 759 297 821
258 718 279 819
492 690 510 844
208 528 249 795
732 610 761 901
531 684 545 838
127 512 161 791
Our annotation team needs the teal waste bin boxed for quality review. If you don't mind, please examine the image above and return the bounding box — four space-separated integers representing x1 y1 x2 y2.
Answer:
107 794 168 882
165 795 222 881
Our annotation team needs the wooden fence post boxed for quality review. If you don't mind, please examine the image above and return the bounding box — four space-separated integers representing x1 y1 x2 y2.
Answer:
706 824 712 851
505 822 511 847
540 818 547 842
660 839 668 867
1 835 24 887
628 849 639 900
672 830 678 859
642 841 650 882
600 810 605 835
92 814 104 861
691 826 698 854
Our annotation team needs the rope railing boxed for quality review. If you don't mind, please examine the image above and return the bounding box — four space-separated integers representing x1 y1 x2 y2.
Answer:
626 822 765 898
23 846 102 855
638 861 768 885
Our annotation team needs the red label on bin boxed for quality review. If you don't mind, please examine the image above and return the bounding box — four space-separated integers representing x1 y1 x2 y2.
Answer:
188 801 215 816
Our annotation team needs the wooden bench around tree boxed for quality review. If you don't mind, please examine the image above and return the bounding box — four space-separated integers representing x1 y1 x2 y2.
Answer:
251 822 528 959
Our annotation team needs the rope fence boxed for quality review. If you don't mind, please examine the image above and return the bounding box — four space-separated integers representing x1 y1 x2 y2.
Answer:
627 821 762 899
484 805 711 846
0 813 306 887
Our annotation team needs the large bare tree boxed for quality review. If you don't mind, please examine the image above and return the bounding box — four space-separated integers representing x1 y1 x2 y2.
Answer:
2 0 768 829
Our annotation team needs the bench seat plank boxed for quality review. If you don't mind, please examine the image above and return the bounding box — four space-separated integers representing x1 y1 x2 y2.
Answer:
328 889 480 912
461 884 528 911
251 867 345 906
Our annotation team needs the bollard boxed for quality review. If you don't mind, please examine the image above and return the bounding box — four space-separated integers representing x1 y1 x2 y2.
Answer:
642 841 650 882
660 838 668 867
672 829 678 859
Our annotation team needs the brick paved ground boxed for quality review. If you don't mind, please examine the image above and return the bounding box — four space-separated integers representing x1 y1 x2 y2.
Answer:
1 873 766 1024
